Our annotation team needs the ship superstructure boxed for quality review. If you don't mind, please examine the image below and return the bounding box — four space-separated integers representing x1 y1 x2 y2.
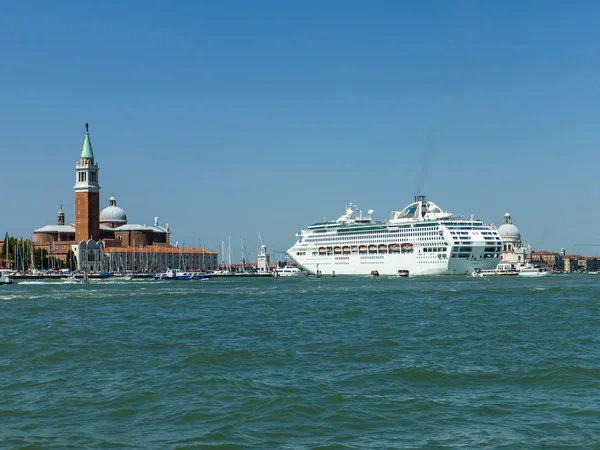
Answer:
287 195 502 276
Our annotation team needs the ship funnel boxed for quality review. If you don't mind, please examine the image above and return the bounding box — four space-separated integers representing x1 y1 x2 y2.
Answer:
414 195 426 205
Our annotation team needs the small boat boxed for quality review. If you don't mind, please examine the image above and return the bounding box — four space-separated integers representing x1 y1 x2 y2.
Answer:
318 247 327 255
154 269 211 281
274 265 304 276
368 245 377 253
370 270 379 277
0 269 13 285
61 274 81 283
334 247 342 254
397 270 409 277
378 244 388 251
359 245 368 253
518 264 551 277
401 243 414 254
342 246 351 254
188 272 212 280
389 243 400 252
106 275 134 281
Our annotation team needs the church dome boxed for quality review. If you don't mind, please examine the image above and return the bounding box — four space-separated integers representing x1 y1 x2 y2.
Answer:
498 212 521 242
100 195 127 226
498 223 521 241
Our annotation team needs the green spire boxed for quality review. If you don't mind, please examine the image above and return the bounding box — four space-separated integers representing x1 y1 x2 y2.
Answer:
80 123 94 159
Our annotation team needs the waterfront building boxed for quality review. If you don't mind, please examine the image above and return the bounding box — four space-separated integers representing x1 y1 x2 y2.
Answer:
497 211 529 269
530 250 564 272
33 124 217 272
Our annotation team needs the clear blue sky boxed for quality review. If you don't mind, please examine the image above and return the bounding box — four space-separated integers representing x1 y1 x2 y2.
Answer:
2 0 600 260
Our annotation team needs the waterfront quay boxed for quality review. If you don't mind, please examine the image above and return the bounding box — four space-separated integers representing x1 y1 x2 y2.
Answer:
10 272 273 280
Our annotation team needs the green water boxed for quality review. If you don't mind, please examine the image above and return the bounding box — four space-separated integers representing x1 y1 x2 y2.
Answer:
1 275 599 449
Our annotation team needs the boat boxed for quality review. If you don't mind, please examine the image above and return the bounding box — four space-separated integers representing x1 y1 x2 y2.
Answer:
274 265 304 276
401 243 414 253
518 263 551 277
342 246 351 254
397 270 409 277
370 270 379 277
154 269 211 280
0 269 13 285
472 263 519 277
61 274 81 283
286 195 502 276
106 275 133 281
188 272 212 280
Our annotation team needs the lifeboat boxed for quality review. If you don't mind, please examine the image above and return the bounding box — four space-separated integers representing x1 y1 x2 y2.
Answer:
318 247 327 255
378 244 387 251
389 243 400 252
368 245 377 253
334 247 342 254
342 246 351 254
359 245 368 253
401 243 414 253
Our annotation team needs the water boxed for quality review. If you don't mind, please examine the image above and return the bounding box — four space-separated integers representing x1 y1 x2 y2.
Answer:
2 275 600 449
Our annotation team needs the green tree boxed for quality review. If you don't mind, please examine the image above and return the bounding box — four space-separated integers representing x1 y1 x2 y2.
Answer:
34 247 48 270
65 249 77 271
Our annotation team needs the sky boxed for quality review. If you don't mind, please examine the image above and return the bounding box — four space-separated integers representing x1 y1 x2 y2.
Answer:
2 0 600 261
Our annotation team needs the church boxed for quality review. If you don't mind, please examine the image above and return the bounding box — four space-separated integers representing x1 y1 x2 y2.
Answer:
33 124 218 273
497 211 529 269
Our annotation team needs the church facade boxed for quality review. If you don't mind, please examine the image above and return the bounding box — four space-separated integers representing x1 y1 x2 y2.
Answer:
33 124 218 272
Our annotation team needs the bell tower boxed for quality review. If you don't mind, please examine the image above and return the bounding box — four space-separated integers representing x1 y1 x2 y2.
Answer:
57 204 65 225
74 123 101 242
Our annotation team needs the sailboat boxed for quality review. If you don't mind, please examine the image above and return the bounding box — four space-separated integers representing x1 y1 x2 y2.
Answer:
1 236 12 284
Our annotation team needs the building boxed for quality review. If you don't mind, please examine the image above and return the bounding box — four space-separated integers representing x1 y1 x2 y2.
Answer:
497 211 529 269
530 250 564 271
33 124 218 272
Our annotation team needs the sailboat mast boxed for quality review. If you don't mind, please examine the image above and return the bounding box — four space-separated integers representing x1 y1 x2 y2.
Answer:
228 237 232 273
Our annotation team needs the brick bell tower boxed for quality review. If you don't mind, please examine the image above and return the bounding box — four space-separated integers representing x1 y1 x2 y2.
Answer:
74 123 101 242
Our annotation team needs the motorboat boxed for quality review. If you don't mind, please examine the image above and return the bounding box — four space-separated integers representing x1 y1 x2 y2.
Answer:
274 265 304 277
0 269 13 285
106 275 133 281
61 274 81 283
154 269 211 281
518 264 551 277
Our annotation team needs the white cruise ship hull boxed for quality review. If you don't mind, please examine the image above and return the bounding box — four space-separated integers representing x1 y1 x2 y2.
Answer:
287 251 499 276
287 196 503 276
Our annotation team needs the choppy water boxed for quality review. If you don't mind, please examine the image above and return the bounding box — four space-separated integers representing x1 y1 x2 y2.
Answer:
2 274 600 449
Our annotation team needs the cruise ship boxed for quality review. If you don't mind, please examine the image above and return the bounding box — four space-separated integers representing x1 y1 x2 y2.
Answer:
286 195 502 276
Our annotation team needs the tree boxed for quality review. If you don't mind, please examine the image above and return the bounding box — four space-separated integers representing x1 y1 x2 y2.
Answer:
34 247 48 269
66 249 77 271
